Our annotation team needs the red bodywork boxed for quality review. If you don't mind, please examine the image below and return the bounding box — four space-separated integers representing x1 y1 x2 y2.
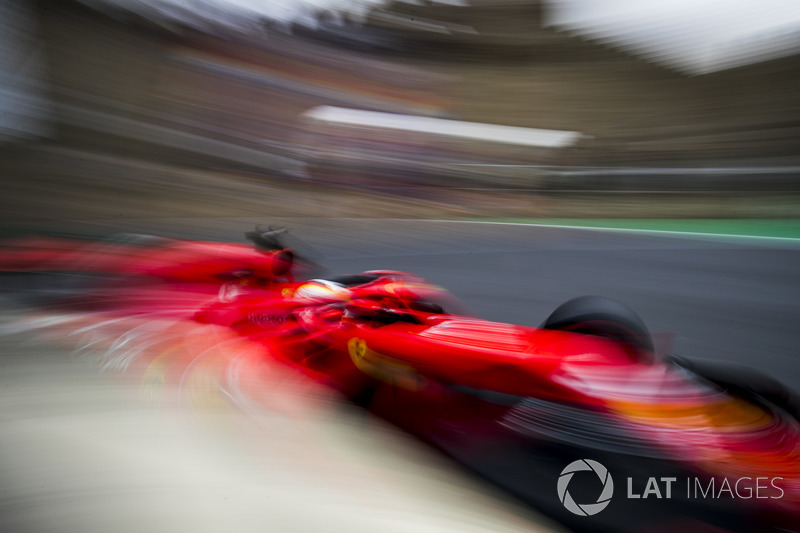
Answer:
3 233 799 530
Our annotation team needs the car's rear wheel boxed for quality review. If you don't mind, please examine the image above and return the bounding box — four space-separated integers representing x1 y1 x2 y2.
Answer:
542 296 654 361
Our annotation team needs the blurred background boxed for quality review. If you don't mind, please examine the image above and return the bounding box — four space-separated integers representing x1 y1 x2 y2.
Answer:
2 2 800 532
2 0 799 222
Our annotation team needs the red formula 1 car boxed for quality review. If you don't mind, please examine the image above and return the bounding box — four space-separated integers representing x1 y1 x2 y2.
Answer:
2 228 800 533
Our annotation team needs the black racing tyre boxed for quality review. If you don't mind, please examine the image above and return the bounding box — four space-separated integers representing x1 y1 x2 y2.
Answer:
670 355 800 420
542 295 654 358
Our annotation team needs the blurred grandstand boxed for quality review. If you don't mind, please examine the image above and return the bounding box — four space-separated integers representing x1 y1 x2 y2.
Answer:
1 0 799 219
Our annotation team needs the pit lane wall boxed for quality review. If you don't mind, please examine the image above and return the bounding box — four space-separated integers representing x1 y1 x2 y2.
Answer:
2 0 799 221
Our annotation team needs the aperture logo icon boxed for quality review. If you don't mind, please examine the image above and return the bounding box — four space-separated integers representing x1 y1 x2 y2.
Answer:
558 459 614 516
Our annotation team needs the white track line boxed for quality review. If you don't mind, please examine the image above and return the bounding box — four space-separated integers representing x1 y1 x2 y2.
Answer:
416 219 800 245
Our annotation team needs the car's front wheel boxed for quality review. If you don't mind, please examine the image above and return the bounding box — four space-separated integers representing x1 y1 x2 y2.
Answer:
542 295 654 362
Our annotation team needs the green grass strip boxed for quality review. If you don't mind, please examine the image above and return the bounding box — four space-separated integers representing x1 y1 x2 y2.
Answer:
480 219 800 239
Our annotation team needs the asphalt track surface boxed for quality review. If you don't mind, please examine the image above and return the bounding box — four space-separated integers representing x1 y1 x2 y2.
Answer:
1 218 799 533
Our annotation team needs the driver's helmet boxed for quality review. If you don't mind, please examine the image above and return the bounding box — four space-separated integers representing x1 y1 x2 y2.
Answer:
294 279 351 304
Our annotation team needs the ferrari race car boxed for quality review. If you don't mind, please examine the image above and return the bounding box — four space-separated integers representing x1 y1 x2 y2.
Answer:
1 228 799 533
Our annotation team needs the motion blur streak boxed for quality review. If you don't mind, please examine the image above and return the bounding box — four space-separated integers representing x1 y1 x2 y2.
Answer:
3 0 800 222
2 222 800 532
0 289 559 533
548 0 800 74
1 0 800 532
0 0 52 141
